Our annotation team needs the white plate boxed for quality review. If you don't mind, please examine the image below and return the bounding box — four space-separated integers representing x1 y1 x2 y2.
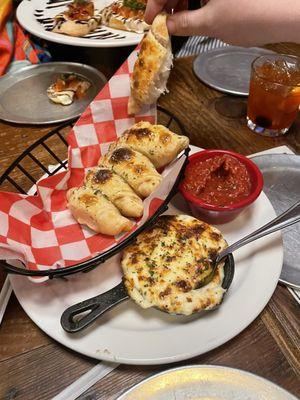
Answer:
117 365 298 399
9 146 283 365
17 0 144 48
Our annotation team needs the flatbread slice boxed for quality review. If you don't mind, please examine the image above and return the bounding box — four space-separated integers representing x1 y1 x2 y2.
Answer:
85 167 144 218
128 13 173 114
109 121 189 169
67 186 133 235
99 147 162 198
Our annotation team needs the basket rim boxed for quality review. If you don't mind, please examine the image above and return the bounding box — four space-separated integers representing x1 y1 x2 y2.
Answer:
0 107 188 277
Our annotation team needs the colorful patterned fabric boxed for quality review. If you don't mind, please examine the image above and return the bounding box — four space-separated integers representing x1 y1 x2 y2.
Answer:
0 1 51 76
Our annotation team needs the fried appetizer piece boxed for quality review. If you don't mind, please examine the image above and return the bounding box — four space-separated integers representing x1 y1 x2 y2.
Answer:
110 121 189 168
128 13 173 114
67 186 133 235
52 0 100 37
85 167 143 218
47 73 91 106
101 0 149 33
122 215 228 315
99 147 162 198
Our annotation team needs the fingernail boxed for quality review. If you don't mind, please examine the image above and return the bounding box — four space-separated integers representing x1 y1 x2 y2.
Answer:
144 14 153 25
166 16 175 34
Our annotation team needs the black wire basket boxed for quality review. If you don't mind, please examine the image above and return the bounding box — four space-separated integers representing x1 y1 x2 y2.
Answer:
0 107 190 278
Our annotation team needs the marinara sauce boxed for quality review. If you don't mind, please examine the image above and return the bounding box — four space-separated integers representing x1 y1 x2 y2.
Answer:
183 155 252 207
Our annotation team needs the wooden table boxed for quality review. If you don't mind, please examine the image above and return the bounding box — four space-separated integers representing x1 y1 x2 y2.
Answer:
0 42 299 400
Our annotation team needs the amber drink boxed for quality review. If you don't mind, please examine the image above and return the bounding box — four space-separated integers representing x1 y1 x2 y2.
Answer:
247 54 300 136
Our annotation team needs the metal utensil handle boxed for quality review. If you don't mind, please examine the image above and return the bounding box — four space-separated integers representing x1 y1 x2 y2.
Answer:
216 200 300 264
60 282 129 333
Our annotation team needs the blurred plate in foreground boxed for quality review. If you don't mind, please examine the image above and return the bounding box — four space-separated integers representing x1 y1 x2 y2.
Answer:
117 365 298 400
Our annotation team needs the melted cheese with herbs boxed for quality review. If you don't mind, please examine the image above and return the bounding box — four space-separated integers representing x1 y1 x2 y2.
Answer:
121 215 228 315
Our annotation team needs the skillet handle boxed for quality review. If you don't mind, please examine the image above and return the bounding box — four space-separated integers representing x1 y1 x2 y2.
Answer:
60 282 129 333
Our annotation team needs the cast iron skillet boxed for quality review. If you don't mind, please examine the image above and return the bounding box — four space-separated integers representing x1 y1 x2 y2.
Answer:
60 254 234 333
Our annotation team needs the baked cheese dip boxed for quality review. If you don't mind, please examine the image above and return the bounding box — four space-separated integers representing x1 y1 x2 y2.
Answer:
121 215 228 315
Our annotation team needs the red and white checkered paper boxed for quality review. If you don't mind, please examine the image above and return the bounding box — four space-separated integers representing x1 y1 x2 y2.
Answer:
0 49 186 281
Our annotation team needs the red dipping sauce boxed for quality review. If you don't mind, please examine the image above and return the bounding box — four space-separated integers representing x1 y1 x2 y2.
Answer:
182 155 252 207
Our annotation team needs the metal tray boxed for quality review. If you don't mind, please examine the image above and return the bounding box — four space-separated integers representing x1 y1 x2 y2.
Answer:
117 365 298 399
0 62 107 125
251 154 300 289
193 46 275 96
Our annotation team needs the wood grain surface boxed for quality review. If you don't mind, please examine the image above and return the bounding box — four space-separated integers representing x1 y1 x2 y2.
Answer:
0 42 299 400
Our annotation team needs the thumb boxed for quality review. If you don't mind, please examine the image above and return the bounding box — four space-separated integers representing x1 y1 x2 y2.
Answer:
167 8 209 36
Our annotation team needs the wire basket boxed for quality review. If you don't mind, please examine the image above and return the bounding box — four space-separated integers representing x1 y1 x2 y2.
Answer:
0 107 189 278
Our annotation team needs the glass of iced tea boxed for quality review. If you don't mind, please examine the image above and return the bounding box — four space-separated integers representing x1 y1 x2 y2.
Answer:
247 54 300 137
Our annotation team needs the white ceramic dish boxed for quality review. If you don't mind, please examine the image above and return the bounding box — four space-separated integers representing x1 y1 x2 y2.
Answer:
9 145 283 365
17 0 144 48
117 365 298 399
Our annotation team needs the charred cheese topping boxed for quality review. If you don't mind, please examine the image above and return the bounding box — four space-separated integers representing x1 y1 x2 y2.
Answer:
121 215 228 315
92 169 113 184
109 121 189 169
126 126 152 138
100 146 162 198
126 123 172 144
110 147 134 163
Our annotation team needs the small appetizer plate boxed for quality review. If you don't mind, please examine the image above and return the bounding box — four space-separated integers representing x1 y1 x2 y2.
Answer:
0 62 106 125
117 365 298 400
17 0 144 48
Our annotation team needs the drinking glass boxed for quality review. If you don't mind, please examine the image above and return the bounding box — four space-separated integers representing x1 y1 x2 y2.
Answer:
247 54 300 137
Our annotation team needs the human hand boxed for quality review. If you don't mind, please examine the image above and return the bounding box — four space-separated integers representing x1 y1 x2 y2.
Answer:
145 0 300 47
144 0 180 24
